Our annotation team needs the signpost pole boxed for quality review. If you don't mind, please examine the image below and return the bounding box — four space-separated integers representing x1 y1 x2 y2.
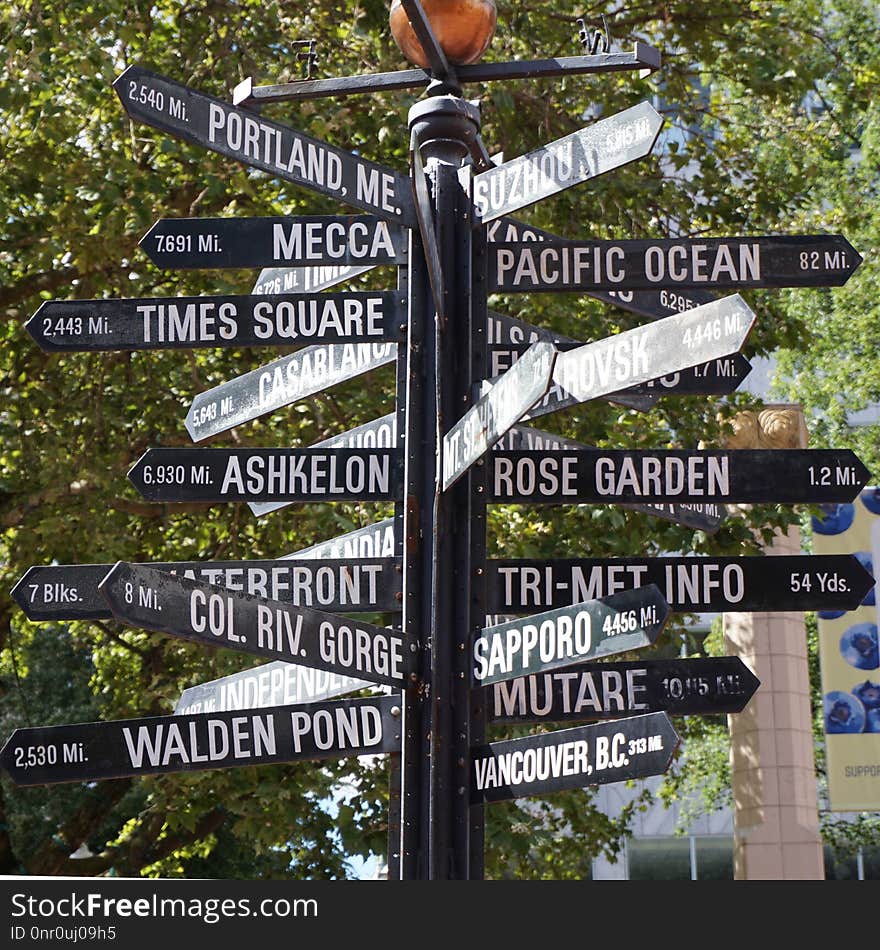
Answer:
406 88 483 880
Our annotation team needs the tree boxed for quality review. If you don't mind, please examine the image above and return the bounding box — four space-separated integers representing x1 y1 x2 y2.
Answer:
0 0 855 878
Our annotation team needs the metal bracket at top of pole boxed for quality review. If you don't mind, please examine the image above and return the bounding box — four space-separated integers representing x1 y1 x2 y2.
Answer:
232 43 660 107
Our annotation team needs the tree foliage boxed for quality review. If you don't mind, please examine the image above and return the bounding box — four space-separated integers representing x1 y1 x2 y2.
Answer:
0 0 866 878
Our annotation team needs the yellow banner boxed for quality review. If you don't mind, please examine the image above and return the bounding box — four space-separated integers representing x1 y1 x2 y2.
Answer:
812 489 880 811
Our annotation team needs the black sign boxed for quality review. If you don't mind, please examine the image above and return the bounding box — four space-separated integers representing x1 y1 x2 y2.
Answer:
26 291 405 351
473 102 663 223
0 695 400 787
140 215 408 269
488 554 875 614
487 218 721 319
99 562 414 688
491 427 728 533
489 235 862 292
114 65 416 227
490 449 871 504
473 586 669 686
493 425 587 453
627 501 728 533
249 413 398 517
629 353 752 396
11 556 402 622
184 341 397 440
471 712 679 803
487 656 760 725
128 447 403 503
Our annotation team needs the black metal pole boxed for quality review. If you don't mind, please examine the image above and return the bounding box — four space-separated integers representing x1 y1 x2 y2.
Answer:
403 91 484 879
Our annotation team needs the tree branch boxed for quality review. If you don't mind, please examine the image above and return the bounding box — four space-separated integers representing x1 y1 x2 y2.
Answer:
25 779 133 876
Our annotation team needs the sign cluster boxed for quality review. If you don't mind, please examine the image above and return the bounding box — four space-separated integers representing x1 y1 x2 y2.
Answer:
2 23 871 885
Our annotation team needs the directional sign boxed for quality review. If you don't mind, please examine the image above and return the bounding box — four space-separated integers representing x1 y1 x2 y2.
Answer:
113 65 416 227
140 215 408 270
485 371 657 418
185 341 396 441
493 424 587 453
473 585 669 686
486 311 656 413
253 263 375 296
174 662 375 716
473 102 663 224
282 517 398 559
490 449 871 505
630 501 728 533
471 711 679 803
490 234 862 292
487 554 875 615
488 656 760 725
628 353 752 396
99 562 415 688
487 310 578 352
250 413 398 517
0 695 400 787
492 426 728 533
549 294 754 406
488 217 720 320
128 447 403 503
491 348 751 400
442 339 557 491
27 291 405 352
11 556 402 622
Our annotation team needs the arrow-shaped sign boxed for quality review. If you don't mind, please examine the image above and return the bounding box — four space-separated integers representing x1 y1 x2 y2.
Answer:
174 662 378 716
253 263 376 296
0 695 400 787
442 339 557 491
11 556 402 622
486 311 657 413
491 346 752 400
493 426 728 533
490 234 862 292
113 65 416 227
631 353 752 396
140 215 408 270
249 413 399 517
128 447 403 503
549 293 754 405
473 585 669 686
471 711 679 803
184 341 396 441
490 448 871 505
99 562 415 688
487 554 875 614
473 102 663 223
488 217 721 320
27 291 405 352
487 310 752 397
281 517 398 558
487 656 760 725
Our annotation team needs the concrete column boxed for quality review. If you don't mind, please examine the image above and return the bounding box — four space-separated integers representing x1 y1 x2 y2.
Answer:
722 405 825 880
